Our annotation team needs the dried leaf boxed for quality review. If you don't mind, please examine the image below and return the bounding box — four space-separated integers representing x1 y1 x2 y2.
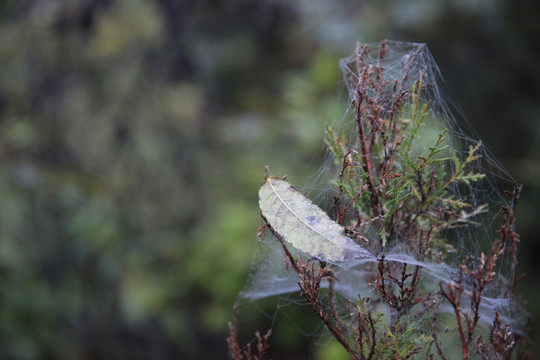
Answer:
259 177 371 262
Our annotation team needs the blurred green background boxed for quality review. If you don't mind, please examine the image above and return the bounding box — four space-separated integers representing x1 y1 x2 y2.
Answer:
0 0 538 359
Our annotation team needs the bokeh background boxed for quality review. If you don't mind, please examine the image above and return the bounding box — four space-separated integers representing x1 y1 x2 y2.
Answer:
0 0 539 359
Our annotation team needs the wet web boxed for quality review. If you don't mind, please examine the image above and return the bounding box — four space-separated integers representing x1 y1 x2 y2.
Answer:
238 41 528 357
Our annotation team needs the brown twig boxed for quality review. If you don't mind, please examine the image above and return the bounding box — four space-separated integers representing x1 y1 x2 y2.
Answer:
261 217 361 359
227 298 272 360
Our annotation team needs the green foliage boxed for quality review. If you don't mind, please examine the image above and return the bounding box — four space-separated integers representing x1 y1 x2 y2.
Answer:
325 76 485 256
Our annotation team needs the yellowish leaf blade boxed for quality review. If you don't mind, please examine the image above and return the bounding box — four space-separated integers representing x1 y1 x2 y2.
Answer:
259 177 371 262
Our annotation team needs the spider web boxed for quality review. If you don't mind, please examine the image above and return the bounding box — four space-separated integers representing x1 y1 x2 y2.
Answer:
239 40 528 357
